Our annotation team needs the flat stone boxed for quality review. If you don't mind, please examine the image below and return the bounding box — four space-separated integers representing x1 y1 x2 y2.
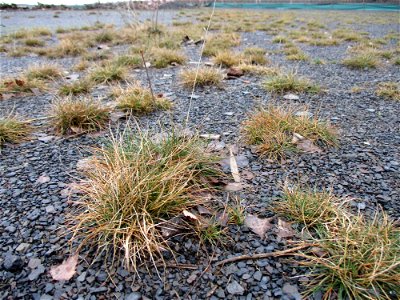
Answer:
28 264 45 281
28 258 42 269
253 270 263 281
282 283 301 300
227 280 245 295
283 93 299 100
125 292 142 300
16 243 30 252
45 205 56 214
3 253 24 272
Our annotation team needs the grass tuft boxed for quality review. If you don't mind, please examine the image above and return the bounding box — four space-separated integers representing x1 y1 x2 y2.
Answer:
69 128 220 271
274 187 400 300
25 64 62 81
0 116 31 147
150 48 187 68
212 50 243 67
89 63 127 84
59 80 92 96
50 97 109 135
180 67 224 89
242 106 337 159
113 84 172 114
263 71 320 94
376 82 400 101
343 52 379 69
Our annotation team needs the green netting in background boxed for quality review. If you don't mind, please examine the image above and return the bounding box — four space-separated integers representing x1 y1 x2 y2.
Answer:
211 3 400 11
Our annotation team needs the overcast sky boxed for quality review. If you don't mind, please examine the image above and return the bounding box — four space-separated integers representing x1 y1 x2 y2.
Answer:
3 0 122 5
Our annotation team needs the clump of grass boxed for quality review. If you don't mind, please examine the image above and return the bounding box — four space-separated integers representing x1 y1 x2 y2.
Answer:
273 187 346 226
112 55 142 68
89 63 127 84
263 71 320 94
272 35 288 44
243 47 268 65
94 30 114 43
113 84 172 114
73 60 90 72
237 64 278 76
70 128 220 271
47 38 87 58
150 48 186 68
376 82 400 101
24 38 45 47
274 187 400 300
59 80 93 96
25 64 62 81
343 52 379 69
0 116 32 147
212 50 243 67
203 33 240 56
242 106 337 159
50 97 109 135
180 67 224 89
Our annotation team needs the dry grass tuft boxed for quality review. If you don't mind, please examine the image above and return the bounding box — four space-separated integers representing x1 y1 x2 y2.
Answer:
376 82 400 101
113 84 172 114
243 47 268 65
89 63 128 84
0 77 45 94
0 115 32 147
203 33 241 57
50 97 109 135
180 67 224 89
25 64 62 81
150 48 187 68
237 64 278 76
343 52 380 69
69 128 220 271
274 187 400 300
242 106 337 159
212 50 243 67
59 80 93 96
263 71 320 94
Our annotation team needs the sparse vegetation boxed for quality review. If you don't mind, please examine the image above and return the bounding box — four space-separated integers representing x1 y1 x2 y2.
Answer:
180 67 224 88
50 97 109 135
242 106 337 159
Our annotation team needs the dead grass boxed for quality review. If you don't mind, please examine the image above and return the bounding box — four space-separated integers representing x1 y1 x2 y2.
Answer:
69 128 220 271
274 187 400 300
50 97 109 135
24 38 45 47
25 64 62 81
376 82 400 101
113 84 172 114
237 64 278 76
46 38 88 58
242 106 337 159
263 71 320 94
0 115 32 147
180 67 224 89
112 55 142 68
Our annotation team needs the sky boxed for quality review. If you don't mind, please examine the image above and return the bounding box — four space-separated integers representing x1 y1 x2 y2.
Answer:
3 0 122 5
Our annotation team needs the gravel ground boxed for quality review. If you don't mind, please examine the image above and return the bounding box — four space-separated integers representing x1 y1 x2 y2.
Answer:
1 9 399 300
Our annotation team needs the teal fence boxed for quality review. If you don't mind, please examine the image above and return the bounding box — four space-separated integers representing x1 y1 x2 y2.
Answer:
210 3 400 11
